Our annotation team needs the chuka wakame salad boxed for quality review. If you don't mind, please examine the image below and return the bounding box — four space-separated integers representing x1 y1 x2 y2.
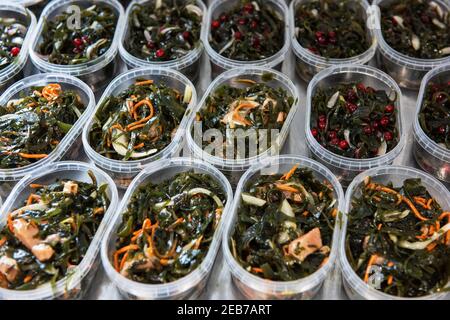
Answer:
231 165 338 281
346 177 450 297
0 172 110 290
113 171 226 283
0 84 86 169
126 0 203 61
0 16 28 71
89 78 192 161
38 4 117 65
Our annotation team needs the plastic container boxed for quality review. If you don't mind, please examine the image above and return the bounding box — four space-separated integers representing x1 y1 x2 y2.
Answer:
29 0 125 93
0 3 36 94
101 157 233 300
203 0 290 78
0 161 119 300
373 0 450 90
305 64 405 186
10 1 49 17
119 0 207 83
222 155 344 299
289 0 377 82
0 73 96 199
186 67 300 187
413 64 450 183
340 165 450 300
82 67 197 189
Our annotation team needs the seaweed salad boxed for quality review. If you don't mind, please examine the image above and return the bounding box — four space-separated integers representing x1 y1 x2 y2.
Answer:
209 0 285 61
38 4 117 65
0 172 110 290
0 83 86 169
126 0 203 61
310 82 399 159
89 78 192 161
0 16 27 71
113 171 226 283
231 165 337 281
346 177 450 297
294 0 370 59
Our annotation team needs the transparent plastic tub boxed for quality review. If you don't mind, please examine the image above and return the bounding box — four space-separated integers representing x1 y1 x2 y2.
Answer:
119 0 207 83
340 165 450 300
0 161 119 300
222 155 344 299
11 1 49 17
185 67 300 187
82 67 197 189
0 3 36 94
289 0 377 82
0 73 96 199
373 0 450 90
305 64 405 186
101 157 233 300
29 0 125 93
413 64 450 183
203 0 290 79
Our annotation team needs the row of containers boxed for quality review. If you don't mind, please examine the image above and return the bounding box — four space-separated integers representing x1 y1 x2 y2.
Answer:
1 0 449 94
0 62 448 300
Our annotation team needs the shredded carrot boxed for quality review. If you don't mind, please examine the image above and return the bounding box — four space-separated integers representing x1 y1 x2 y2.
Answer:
133 143 145 150
367 183 402 205
113 244 140 271
281 164 298 181
42 83 61 101
302 210 309 217
26 194 41 206
438 212 450 221
426 198 433 210
331 208 338 218
131 99 154 121
426 242 438 252
7 214 14 233
23 275 33 283
159 258 170 266
251 267 264 273
0 237 6 247
372 196 381 202
30 183 45 189
234 78 256 85
402 196 428 221
127 123 147 131
93 207 104 215
387 275 393 285
134 80 153 86
194 235 203 250
275 183 299 193
377 223 382 231
364 254 378 283
126 114 153 130
119 252 129 271
18 153 48 159
110 123 124 132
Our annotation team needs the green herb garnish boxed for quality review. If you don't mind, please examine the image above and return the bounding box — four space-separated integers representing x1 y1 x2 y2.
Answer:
88 79 191 161
380 0 450 59
38 4 117 65
346 177 450 297
114 171 226 284
0 174 110 290
0 17 27 70
310 82 399 159
209 0 284 61
126 0 203 62
0 84 86 169
295 0 370 58
231 165 337 281
419 81 449 149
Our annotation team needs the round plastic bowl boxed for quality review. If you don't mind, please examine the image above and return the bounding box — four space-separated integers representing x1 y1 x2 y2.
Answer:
185 66 300 187
305 64 406 186
0 73 96 197
289 0 377 83
29 0 125 93
0 161 119 300
413 63 450 183
119 0 207 83
101 157 233 300
82 67 197 189
373 0 450 90
222 155 344 299
340 165 450 300
203 0 290 78
0 3 36 94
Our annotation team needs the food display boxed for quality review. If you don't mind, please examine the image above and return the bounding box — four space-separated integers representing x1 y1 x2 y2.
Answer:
0 172 110 290
0 17 27 71
113 171 226 283
231 165 337 281
0 83 86 169
345 176 450 297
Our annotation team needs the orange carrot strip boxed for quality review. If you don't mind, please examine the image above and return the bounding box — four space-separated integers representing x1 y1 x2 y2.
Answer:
134 80 153 86
364 255 378 283
23 275 33 283
402 197 428 221
275 184 299 193
0 237 6 247
281 164 299 181
18 153 48 159
251 267 264 274
113 244 140 271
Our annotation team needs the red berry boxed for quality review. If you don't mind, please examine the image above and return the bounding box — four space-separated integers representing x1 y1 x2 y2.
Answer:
238 18 247 25
182 31 190 40
156 48 165 58
385 104 395 113
328 31 336 38
380 116 390 127
346 102 358 113
220 14 228 22
372 121 380 130
72 38 83 47
147 41 156 49
357 83 366 92
311 128 319 137
318 114 327 122
391 17 398 26
317 36 327 45
339 140 349 150
10 47 20 56
250 20 258 29
212 20 220 28
328 131 337 140
315 31 325 39
252 37 260 48
308 47 318 54
384 131 394 141
329 38 337 45
436 93 446 103
234 31 242 40
244 3 254 13
346 89 357 102
318 121 326 130
330 138 340 145
438 126 446 134
363 126 373 135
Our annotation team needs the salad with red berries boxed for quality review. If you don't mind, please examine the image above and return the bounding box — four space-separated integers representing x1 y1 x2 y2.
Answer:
0 17 27 70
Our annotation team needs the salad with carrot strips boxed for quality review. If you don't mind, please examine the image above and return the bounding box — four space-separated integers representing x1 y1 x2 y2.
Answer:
88 78 192 161
0 172 110 290
195 77 294 159
0 83 86 169
346 177 450 297
230 165 337 281
113 171 226 283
